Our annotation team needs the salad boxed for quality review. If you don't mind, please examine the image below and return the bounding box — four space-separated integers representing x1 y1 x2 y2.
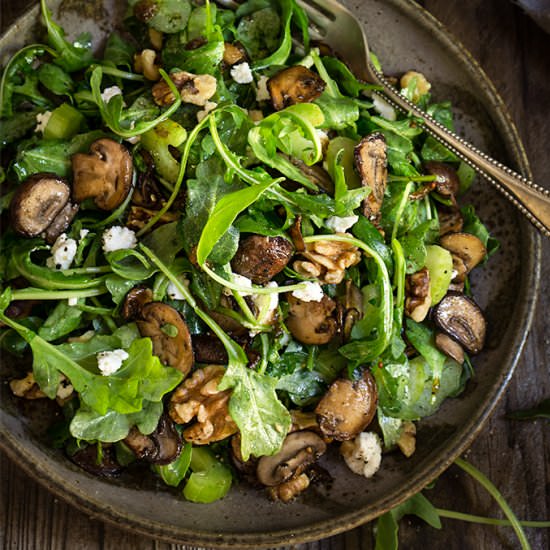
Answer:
0 0 498 503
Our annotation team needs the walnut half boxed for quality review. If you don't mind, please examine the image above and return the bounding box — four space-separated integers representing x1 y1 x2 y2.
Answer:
405 267 431 322
169 365 238 445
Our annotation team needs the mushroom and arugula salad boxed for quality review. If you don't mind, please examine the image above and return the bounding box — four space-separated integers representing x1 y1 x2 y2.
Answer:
0 0 498 503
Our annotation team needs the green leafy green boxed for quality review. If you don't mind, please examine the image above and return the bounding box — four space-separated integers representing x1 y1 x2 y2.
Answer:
38 301 84 341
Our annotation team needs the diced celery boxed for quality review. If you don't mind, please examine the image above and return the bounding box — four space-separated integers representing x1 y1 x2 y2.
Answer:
424 244 453 305
43 103 85 140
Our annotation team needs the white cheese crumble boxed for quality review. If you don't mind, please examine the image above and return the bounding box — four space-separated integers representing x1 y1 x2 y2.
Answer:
340 432 383 478
252 282 279 325
372 92 397 121
125 135 141 145
34 111 52 133
79 229 90 240
101 85 123 104
325 215 359 233
231 62 254 84
223 273 253 297
102 226 137 253
255 75 270 101
97 349 129 376
167 277 190 300
196 100 218 123
291 281 324 302
46 233 77 270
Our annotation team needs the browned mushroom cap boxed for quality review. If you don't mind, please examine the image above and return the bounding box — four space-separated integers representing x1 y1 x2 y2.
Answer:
267 66 326 111
315 370 378 441
286 155 334 194
435 331 465 364
70 443 122 477
72 138 133 210
256 431 326 486
424 161 460 197
223 42 247 66
286 293 338 345
354 132 387 224
231 235 294 284
440 232 487 273
10 173 78 242
192 334 228 364
121 286 154 321
438 208 464 236
136 302 194 376
432 292 486 354
123 414 182 465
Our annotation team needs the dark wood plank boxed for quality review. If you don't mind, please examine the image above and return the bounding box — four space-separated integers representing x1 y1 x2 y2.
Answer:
1 1 548 549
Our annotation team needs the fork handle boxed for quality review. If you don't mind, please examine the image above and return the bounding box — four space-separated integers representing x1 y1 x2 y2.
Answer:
373 70 550 237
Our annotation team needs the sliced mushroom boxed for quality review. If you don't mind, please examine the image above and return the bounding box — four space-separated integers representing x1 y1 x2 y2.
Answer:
192 334 228 364
268 472 310 502
285 155 334 194
70 443 122 477
123 414 182 465
231 235 294 284
432 292 486 354
121 286 153 321
438 208 464 236
72 138 133 211
267 66 326 111
424 161 460 198
354 132 387 224
10 173 78 242
136 302 194 376
440 232 486 273
435 331 465 364
286 293 338 345
230 434 260 482
223 42 247 66
256 431 326 486
315 370 378 441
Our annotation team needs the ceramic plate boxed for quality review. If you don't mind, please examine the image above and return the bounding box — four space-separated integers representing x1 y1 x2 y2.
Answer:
0 0 540 547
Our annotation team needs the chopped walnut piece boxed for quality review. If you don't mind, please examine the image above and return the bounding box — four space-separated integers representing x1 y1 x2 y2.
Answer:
405 267 431 322
152 71 217 107
169 365 238 445
293 235 361 284
134 49 160 81
268 473 310 502
396 421 416 458
10 372 74 404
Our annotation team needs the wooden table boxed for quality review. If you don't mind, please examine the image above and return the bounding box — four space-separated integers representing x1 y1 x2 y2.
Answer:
1 1 548 548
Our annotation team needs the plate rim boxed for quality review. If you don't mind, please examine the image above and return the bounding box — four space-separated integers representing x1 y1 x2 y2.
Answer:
0 0 541 547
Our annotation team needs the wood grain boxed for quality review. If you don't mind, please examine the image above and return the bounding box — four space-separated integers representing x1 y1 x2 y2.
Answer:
1 1 549 549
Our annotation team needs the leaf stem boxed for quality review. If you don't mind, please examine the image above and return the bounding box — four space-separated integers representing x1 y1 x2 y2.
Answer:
435 508 550 528
11 288 108 301
454 457 532 550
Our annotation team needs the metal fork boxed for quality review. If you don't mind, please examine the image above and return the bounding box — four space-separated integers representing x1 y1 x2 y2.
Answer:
297 0 550 237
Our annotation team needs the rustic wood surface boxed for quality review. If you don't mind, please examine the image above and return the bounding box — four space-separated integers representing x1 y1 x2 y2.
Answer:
1 0 549 548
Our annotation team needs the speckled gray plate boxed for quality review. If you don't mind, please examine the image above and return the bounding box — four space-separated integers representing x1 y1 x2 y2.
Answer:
0 0 541 547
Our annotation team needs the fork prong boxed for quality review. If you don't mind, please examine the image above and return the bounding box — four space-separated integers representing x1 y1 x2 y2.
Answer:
297 0 332 30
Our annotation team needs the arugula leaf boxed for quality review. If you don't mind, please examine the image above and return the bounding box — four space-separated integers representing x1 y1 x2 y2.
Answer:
0 109 41 147
196 179 275 266
399 219 439 274
38 301 83 341
103 32 136 70
40 0 94 72
145 0 192 33
237 6 281 61
218 362 291 460
37 63 74 96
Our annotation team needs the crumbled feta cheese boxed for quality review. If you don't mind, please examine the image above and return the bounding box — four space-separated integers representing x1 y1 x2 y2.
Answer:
223 274 253 296
101 85 123 104
79 229 90 240
35 111 52 133
102 226 137 253
125 135 141 145
196 100 218 123
167 277 190 300
255 75 270 102
325 215 359 233
97 349 129 376
372 92 397 121
67 297 78 307
251 282 279 325
292 281 324 302
340 432 382 478
46 233 77 270
231 62 254 84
